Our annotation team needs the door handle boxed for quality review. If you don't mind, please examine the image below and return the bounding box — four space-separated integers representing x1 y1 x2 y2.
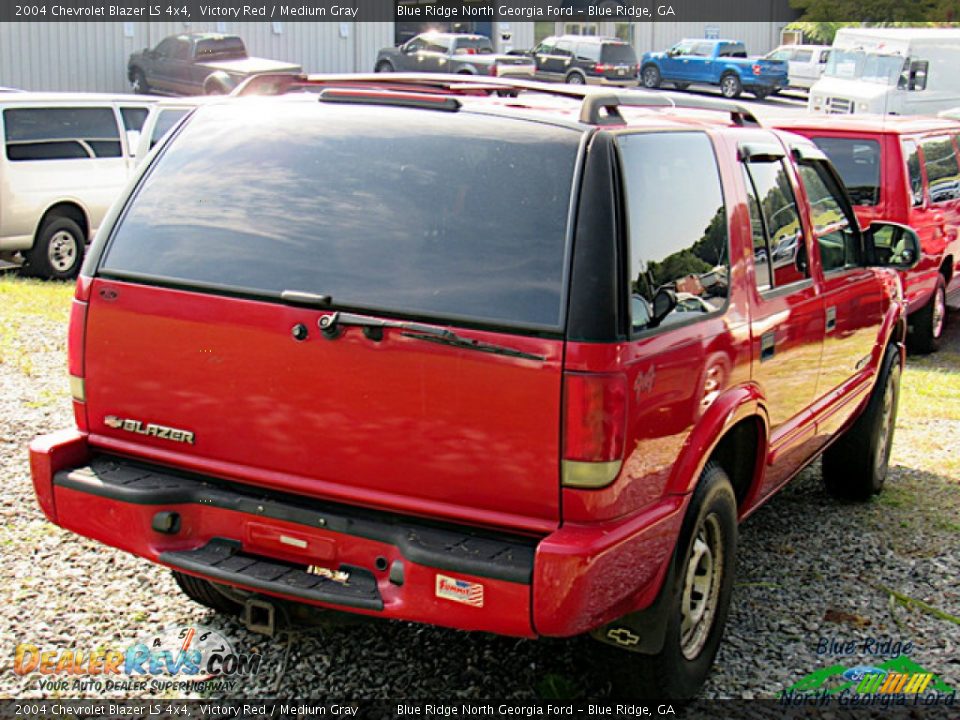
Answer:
826 306 837 332
760 331 776 362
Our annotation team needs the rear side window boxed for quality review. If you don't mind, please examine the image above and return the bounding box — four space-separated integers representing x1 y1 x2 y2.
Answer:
4 107 121 161
921 136 960 203
742 159 806 289
575 43 600 62
719 43 747 58
120 107 149 133
903 140 924 207
600 43 637 64
619 132 729 333
810 136 881 206
101 105 580 329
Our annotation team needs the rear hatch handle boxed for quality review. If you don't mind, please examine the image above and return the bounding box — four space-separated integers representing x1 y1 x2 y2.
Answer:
319 311 546 362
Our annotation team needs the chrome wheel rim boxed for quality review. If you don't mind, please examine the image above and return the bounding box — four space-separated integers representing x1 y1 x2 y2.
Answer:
722 77 737 96
875 370 897 478
680 513 723 660
643 69 657 87
933 286 946 339
47 230 78 272
568 74 584 85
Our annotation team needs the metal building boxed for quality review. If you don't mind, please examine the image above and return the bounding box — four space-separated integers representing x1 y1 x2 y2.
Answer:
0 21 787 93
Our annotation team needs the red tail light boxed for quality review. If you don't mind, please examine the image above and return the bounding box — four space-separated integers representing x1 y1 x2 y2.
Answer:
594 63 612 73
489 64 499 77
752 64 762 76
68 276 91 431
563 372 627 461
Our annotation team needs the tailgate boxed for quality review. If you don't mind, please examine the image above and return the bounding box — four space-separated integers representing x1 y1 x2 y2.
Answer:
82 102 582 532
83 282 564 529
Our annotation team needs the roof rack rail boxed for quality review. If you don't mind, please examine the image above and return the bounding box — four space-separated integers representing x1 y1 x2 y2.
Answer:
579 92 760 127
233 73 760 127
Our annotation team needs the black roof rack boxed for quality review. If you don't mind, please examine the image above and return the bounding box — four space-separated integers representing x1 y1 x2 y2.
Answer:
317 87 461 112
579 92 760 127
233 73 760 127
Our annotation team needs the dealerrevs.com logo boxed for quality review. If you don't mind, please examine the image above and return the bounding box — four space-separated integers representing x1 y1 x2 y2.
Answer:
14 624 261 693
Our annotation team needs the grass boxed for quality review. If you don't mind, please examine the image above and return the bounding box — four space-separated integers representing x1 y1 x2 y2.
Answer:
0 276 73 377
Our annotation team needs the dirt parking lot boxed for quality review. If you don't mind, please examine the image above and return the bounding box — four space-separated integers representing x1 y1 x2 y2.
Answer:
1 276 958 700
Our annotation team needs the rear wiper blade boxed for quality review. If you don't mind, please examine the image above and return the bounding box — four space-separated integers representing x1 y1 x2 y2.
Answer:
401 330 546 362
317 311 545 362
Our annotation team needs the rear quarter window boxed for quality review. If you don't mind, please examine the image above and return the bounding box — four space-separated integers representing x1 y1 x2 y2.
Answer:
101 104 581 330
3 106 121 161
921 136 960 203
619 131 729 333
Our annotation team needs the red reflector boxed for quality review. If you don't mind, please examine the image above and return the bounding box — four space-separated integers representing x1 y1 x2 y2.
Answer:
563 373 627 462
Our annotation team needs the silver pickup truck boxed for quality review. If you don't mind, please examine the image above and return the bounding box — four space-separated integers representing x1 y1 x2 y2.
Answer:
128 33 301 96
375 33 535 78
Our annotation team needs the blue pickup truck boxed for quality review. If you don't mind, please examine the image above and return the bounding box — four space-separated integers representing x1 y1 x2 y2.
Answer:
640 39 787 99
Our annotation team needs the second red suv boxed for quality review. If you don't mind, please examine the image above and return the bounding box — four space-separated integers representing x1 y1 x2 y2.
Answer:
776 115 960 353
30 79 920 698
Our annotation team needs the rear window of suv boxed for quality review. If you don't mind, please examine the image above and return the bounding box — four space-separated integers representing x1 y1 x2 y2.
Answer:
101 103 581 329
600 43 637 65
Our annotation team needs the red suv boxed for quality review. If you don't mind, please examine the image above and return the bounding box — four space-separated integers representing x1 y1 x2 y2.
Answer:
30 78 919 698
775 115 960 353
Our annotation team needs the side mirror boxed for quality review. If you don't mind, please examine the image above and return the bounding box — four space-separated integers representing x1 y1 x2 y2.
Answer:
651 288 678 326
866 222 921 270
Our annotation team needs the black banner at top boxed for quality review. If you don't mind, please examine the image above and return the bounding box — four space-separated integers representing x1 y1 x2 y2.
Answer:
0 0 800 23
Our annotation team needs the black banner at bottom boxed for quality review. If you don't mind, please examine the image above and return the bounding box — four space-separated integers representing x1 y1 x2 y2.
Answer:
0 700 958 720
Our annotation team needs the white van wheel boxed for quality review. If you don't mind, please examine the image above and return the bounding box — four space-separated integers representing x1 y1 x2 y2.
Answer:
25 217 85 280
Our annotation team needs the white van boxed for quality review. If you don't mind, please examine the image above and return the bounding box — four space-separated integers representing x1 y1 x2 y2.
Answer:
765 44 830 90
0 93 155 278
809 28 960 116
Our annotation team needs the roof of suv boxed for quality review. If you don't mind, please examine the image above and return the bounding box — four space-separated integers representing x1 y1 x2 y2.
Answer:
234 74 759 131
0 92 154 105
775 114 960 136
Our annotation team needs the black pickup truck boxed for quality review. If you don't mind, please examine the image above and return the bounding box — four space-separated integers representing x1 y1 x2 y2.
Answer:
128 33 301 96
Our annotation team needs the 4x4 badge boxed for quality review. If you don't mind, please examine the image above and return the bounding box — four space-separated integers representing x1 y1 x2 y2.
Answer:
104 415 195 445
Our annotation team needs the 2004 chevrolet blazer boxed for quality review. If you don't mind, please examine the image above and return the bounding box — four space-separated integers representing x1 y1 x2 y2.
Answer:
30 76 920 698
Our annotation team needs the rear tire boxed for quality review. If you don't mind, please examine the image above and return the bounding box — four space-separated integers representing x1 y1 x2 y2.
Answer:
908 275 946 355
565 71 586 85
720 73 742 99
173 571 243 615
822 345 902 501
598 464 737 699
641 65 661 89
375 61 394 73
751 88 771 100
131 68 149 94
673 81 690 90
23 216 84 280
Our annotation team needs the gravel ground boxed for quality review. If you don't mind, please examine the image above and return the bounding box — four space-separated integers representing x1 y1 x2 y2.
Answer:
1 277 958 701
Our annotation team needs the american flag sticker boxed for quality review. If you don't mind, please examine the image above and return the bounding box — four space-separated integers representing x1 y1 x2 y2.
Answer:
435 573 484 608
